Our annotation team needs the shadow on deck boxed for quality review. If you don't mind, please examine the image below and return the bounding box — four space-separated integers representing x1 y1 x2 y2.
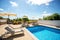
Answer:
2 33 24 40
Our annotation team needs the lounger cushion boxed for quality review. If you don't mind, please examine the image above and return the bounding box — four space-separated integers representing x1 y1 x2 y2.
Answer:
13 29 23 32
5 27 14 32
5 27 23 33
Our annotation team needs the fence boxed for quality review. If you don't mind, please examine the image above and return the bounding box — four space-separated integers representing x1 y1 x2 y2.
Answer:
38 20 60 27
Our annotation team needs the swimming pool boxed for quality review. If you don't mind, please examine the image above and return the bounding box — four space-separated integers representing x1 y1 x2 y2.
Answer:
27 25 60 40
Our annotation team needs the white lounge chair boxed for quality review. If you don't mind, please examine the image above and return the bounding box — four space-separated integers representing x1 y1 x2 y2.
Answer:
1 26 24 38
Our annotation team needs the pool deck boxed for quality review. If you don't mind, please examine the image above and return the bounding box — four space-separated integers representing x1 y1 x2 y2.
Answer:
0 24 34 40
0 24 60 40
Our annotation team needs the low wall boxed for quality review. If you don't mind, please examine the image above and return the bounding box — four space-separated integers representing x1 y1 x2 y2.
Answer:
38 20 60 27
0 19 7 25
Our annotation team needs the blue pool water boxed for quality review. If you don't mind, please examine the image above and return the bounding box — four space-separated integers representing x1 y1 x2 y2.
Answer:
27 25 60 40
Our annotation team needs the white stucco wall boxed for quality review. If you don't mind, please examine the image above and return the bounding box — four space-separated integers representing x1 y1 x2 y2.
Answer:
0 19 7 22
38 20 60 26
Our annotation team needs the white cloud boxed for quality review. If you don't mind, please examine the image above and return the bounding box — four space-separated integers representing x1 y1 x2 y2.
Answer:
40 11 52 18
10 1 18 7
45 3 49 5
42 13 51 17
42 11 51 16
43 11 47 13
27 0 53 5
0 8 4 11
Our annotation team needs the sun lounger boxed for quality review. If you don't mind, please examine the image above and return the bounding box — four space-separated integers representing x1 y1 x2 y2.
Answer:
1 26 24 38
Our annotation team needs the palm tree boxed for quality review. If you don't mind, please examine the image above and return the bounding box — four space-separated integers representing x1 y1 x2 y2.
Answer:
22 15 29 23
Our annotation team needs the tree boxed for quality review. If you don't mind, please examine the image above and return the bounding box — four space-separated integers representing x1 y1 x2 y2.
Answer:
52 13 60 20
0 16 3 19
22 16 29 23
12 18 22 21
43 13 60 20
19 18 22 21
22 18 29 22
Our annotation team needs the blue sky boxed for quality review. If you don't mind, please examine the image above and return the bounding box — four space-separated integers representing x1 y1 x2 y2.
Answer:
0 0 60 19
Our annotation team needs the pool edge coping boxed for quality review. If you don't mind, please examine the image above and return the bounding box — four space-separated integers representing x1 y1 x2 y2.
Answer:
24 28 39 40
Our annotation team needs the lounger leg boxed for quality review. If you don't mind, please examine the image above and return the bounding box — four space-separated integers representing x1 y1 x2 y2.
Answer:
1 32 10 38
10 32 14 35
